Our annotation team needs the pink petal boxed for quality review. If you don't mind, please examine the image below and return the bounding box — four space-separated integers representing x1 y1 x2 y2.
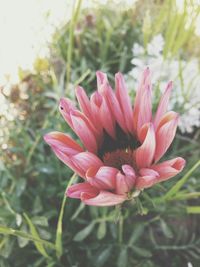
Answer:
71 152 103 177
96 71 108 92
66 182 99 199
122 165 136 189
104 86 127 132
137 85 152 132
154 81 173 130
154 112 178 162
115 72 133 133
135 123 156 168
116 172 129 195
133 67 151 131
50 148 85 177
44 132 83 155
76 86 93 120
135 168 159 189
151 157 186 182
59 98 77 128
82 190 127 206
99 96 116 139
70 111 98 153
86 166 117 190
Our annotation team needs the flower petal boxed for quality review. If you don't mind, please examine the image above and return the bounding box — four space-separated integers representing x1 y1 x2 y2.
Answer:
71 152 103 176
135 123 156 168
66 182 99 199
154 81 173 129
86 166 117 190
122 165 136 189
151 157 186 182
76 86 92 120
155 112 178 162
135 168 159 189
115 72 133 133
116 172 129 195
70 110 98 153
81 190 126 206
59 98 77 128
44 131 83 155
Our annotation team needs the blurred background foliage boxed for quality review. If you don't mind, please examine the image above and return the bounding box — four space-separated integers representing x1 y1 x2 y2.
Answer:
0 0 200 266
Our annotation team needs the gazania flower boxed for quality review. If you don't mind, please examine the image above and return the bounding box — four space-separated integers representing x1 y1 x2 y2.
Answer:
44 68 185 206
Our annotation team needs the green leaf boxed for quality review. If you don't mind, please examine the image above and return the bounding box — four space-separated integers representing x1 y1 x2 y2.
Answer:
117 247 128 267
186 206 200 214
97 221 106 240
0 225 55 249
23 213 50 258
160 219 173 239
73 222 95 242
96 246 112 267
131 246 152 258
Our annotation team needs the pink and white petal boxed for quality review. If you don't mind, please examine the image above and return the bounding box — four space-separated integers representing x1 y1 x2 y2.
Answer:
105 86 127 132
133 67 151 131
122 165 136 189
70 112 98 153
76 86 93 120
137 85 152 132
139 168 159 177
115 73 133 133
66 182 99 199
59 98 77 128
86 166 117 190
135 175 158 190
100 96 116 139
116 172 129 195
50 148 85 177
71 152 103 176
153 81 173 129
135 123 156 168
151 157 186 182
82 190 127 206
44 132 83 155
155 112 178 162
96 71 108 93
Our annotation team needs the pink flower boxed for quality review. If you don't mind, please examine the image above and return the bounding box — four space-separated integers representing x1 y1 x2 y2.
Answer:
44 68 185 206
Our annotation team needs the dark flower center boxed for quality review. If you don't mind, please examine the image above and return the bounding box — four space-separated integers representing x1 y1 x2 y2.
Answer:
98 124 140 170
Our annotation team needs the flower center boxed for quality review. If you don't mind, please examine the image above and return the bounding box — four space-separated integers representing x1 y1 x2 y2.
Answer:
98 124 140 170
103 148 135 170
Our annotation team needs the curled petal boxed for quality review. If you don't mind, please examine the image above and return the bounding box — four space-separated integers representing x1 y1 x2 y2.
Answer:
82 190 127 206
122 165 136 189
71 152 103 176
86 166 117 190
136 168 159 189
155 112 178 162
96 71 108 93
66 183 99 199
151 157 186 182
115 72 133 133
154 81 173 129
44 132 83 155
135 123 156 168
116 172 129 195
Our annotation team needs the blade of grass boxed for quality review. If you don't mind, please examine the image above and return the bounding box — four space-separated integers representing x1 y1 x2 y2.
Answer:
0 225 55 249
66 0 82 93
186 206 200 214
24 213 50 258
55 173 77 259
164 159 200 200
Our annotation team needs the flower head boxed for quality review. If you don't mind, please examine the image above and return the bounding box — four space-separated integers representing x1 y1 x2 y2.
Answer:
44 68 185 206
